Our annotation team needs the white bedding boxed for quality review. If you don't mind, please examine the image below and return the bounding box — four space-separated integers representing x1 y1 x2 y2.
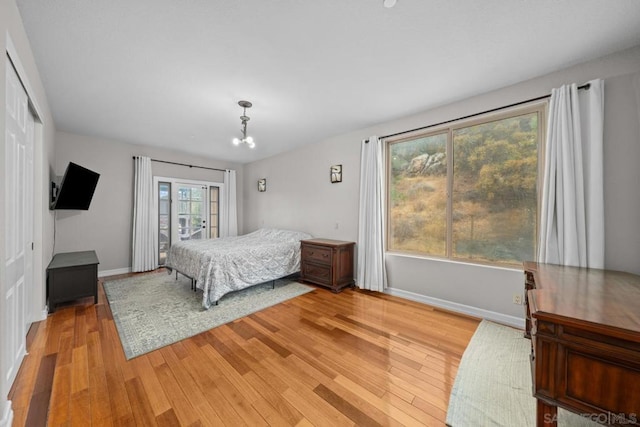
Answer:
165 228 312 308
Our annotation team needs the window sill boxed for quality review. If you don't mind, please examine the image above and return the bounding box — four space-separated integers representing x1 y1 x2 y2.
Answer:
384 251 523 273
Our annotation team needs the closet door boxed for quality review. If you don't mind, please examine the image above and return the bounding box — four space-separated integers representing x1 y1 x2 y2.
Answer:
3 59 34 386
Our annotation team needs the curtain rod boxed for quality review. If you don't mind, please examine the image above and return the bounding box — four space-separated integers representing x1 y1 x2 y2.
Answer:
132 156 227 173
366 83 591 143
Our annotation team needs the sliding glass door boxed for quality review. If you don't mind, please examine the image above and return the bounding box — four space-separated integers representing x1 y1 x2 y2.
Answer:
156 178 222 265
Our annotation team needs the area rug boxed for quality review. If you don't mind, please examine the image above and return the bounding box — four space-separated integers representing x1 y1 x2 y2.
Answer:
446 320 599 427
103 272 313 359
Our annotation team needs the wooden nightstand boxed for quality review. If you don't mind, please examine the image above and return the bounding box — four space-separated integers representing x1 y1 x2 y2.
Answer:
300 239 355 292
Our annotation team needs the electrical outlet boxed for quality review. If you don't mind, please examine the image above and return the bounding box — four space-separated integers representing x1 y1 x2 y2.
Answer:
513 294 522 305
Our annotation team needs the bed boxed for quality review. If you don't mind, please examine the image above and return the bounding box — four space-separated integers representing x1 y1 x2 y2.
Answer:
164 228 312 308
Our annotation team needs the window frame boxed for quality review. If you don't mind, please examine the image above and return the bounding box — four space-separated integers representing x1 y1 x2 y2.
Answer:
385 100 547 268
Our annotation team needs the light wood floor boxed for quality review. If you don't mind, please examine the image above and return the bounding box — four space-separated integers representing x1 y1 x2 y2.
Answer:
8 272 480 426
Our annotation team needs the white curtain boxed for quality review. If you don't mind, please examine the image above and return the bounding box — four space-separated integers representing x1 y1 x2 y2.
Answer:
132 156 158 272
221 169 238 237
357 136 387 291
538 79 604 268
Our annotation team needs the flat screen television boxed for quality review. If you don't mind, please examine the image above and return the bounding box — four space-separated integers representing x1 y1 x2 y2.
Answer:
51 162 100 210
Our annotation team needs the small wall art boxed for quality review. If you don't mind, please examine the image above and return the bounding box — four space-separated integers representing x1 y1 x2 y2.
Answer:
257 178 266 192
330 164 342 183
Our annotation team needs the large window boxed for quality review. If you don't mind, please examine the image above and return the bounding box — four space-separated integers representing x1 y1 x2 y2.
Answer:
387 103 545 266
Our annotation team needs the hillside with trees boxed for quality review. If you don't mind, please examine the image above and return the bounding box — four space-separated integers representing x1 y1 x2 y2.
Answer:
388 112 539 265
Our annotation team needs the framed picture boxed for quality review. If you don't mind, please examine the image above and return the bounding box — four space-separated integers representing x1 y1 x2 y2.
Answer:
258 178 266 192
330 164 342 183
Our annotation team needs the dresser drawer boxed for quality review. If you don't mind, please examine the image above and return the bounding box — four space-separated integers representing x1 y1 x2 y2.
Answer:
302 262 332 283
302 245 332 265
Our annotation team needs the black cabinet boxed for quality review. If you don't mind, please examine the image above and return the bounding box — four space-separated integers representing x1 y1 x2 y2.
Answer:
47 251 99 313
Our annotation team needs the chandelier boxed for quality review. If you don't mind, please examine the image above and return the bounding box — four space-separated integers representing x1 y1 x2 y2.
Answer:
232 100 255 149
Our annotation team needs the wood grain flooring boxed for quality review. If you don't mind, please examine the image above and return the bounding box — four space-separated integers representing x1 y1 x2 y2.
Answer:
8 272 480 426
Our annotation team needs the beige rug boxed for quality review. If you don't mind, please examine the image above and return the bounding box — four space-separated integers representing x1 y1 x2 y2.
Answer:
446 320 599 427
104 272 313 359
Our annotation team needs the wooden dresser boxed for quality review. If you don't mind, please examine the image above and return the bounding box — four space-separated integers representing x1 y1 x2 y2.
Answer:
524 262 640 426
300 239 355 292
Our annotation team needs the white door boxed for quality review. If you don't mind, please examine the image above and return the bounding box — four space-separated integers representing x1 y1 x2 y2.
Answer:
176 184 207 241
155 178 222 265
3 59 34 386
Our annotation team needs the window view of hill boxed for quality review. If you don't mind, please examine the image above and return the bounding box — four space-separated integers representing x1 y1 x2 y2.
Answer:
388 112 540 266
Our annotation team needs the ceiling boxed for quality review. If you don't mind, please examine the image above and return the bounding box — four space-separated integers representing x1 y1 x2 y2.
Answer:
16 0 640 164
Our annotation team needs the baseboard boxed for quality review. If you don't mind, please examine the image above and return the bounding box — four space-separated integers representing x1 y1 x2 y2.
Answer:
28 307 48 323
385 287 525 329
98 267 131 278
0 400 13 427
32 308 48 322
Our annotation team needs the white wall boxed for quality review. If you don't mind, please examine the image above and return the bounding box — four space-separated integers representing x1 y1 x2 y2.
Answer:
243 132 361 238
602 71 640 273
243 45 640 327
0 0 56 424
54 131 244 274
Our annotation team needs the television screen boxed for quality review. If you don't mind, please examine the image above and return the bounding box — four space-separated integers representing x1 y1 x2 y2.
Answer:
51 162 100 210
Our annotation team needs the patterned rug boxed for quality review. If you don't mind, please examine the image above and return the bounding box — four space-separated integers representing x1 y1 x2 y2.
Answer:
446 320 599 427
103 272 313 359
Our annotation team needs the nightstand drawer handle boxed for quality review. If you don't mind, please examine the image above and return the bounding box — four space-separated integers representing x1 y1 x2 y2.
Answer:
307 250 329 257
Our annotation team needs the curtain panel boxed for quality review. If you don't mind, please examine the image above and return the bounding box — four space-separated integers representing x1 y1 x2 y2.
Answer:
357 136 388 291
132 156 158 272
538 79 604 268
221 169 238 237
